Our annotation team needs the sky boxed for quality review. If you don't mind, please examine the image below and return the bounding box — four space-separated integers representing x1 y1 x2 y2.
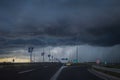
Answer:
0 0 120 63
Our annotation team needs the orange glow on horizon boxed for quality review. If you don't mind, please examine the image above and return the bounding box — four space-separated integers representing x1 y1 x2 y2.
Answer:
0 57 30 63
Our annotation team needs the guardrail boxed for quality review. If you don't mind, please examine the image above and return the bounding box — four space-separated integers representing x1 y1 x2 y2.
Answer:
92 65 120 73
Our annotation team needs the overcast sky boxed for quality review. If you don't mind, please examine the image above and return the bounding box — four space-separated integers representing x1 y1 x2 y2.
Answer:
0 0 120 63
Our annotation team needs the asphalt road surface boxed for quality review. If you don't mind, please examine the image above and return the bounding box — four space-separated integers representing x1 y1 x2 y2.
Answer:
57 66 104 80
0 63 104 80
0 63 62 80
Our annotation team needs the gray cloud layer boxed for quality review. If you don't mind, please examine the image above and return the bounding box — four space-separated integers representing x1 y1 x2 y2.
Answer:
0 0 120 48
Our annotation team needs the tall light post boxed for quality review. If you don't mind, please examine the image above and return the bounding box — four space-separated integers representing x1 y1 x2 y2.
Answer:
76 45 79 63
28 47 34 63
48 54 51 62
50 47 54 62
41 47 45 62
34 52 35 62
52 56 54 62
48 47 51 62
76 35 79 63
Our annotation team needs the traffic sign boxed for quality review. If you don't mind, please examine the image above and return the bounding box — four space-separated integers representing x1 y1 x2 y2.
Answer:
73 59 78 63
96 59 100 64
61 58 68 60
28 47 34 63
28 47 34 53
104 61 107 65
41 52 45 56
48 54 51 57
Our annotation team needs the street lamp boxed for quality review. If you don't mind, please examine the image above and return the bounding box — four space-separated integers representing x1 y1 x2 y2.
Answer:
48 54 51 62
28 47 34 63
76 35 79 63
48 47 51 62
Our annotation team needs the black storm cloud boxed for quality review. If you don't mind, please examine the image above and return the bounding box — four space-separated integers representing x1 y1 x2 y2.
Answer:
0 0 120 48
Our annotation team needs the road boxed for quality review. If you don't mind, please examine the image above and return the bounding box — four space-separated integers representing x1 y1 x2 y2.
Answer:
0 63 62 80
0 63 104 80
57 66 104 80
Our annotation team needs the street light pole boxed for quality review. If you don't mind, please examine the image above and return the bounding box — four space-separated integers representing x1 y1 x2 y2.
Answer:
52 56 54 62
30 52 32 62
76 45 79 63
76 35 79 63
28 47 34 63
48 47 51 62
43 48 45 62
34 52 35 62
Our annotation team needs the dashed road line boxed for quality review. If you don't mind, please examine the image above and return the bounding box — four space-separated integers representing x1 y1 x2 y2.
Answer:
18 69 36 74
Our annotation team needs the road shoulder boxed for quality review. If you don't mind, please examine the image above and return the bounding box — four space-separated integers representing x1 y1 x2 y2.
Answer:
88 69 120 80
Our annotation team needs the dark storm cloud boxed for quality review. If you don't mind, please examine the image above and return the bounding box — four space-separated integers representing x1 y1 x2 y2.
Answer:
0 0 120 48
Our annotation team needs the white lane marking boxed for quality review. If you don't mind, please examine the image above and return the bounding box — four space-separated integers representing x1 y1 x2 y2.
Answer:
18 69 35 74
50 66 67 80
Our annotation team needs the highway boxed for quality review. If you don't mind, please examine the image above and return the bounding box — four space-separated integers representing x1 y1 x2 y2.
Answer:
0 63 104 80
57 66 104 80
